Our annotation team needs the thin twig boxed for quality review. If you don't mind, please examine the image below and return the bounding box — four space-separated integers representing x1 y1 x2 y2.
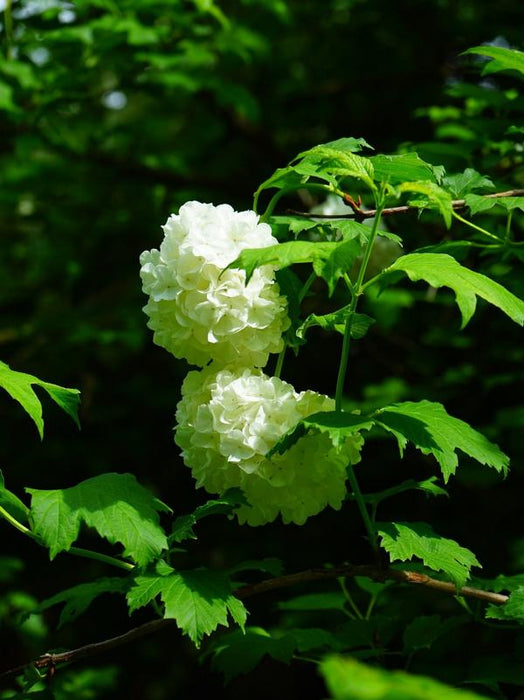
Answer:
286 189 524 221
0 564 509 684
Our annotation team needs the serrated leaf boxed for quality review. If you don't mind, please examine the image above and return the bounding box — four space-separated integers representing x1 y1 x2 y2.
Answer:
463 194 498 215
321 654 490 699
268 411 373 456
293 142 375 190
209 627 295 682
403 615 466 653
377 521 481 587
465 46 524 78
0 470 29 524
443 169 494 198
0 361 80 438
228 238 362 295
370 153 442 185
374 400 509 482
395 181 453 227
485 587 524 623
169 489 246 544
382 253 524 327
127 568 246 645
297 308 375 341
34 577 130 628
278 591 347 611
27 473 168 566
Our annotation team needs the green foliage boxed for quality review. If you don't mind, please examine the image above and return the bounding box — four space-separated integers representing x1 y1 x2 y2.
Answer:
465 46 524 78
169 489 246 544
320 655 490 700
127 566 247 645
377 522 481 587
381 253 524 328
27 473 169 565
0 361 80 438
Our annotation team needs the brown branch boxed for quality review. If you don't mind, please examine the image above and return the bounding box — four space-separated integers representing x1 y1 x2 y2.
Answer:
286 189 524 221
0 564 509 684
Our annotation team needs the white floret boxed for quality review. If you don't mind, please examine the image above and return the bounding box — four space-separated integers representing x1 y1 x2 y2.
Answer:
175 366 364 526
140 201 289 367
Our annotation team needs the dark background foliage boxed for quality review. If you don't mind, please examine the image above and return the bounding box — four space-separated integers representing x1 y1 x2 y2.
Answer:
1 1 523 697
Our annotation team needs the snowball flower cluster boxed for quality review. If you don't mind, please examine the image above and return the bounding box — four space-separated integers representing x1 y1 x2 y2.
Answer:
175 366 364 525
140 201 289 367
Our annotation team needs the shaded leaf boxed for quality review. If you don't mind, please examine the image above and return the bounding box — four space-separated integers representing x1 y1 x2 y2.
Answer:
0 470 30 524
0 360 80 439
127 567 246 645
278 591 347 612
374 400 509 482
27 473 168 566
169 489 245 544
485 587 524 623
403 615 466 653
443 169 494 198
395 181 453 227
229 558 283 577
382 253 524 327
297 308 375 340
377 521 480 587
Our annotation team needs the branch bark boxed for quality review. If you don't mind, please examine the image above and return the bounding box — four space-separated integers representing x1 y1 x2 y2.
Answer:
286 189 524 221
0 564 509 684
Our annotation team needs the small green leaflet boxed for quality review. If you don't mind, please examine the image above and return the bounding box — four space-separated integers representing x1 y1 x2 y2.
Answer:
0 470 30 524
382 253 524 327
374 400 509 482
33 577 130 628
321 655 491 700
464 46 524 78
296 308 375 341
228 238 362 295
394 181 453 227
27 473 169 566
377 521 480 587
169 489 246 544
443 168 494 198
127 567 246 645
370 153 443 185
485 587 524 623
0 360 80 439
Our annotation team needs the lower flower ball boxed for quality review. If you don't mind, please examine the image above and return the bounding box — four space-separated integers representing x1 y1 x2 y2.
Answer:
174 366 364 525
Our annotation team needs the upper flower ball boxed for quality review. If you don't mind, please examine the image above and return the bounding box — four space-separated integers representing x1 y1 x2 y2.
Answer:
140 201 289 367
175 365 364 526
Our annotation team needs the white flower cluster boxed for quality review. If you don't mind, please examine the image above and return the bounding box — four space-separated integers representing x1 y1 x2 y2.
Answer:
140 201 289 367
175 366 363 525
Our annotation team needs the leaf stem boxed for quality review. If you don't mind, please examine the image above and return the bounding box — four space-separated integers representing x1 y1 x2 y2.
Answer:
338 576 364 619
0 505 134 572
452 210 502 243
260 183 336 222
346 464 378 551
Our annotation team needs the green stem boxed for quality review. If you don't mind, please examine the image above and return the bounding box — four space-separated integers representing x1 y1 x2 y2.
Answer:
346 464 378 551
334 201 384 410
338 577 363 619
274 347 286 379
0 505 135 572
505 210 513 243
452 211 502 243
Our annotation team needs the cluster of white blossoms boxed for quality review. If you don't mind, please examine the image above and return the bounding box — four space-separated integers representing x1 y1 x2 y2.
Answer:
175 366 363 526
139 201 289 367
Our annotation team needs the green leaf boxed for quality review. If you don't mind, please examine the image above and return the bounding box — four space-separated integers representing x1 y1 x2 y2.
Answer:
362 476 448 508
209 627 295 682
34 577 130 628
382 253 524 327
27 473 168 566
463 194 498 216
0 470 30 524
374 400 509 482
127 567 246 645
293 141 375 190
443 169 494 198
228 238 362 295
394 181 453 227
0 361 80 438
321 654 491 699
377 521 481 587
169 489 246 544
370 153 442 185
464 46 524 78
485 587 524 623
268 411 373 456
297 308 375 340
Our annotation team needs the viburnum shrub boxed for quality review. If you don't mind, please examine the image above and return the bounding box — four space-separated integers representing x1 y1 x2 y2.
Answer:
1 45 524 700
